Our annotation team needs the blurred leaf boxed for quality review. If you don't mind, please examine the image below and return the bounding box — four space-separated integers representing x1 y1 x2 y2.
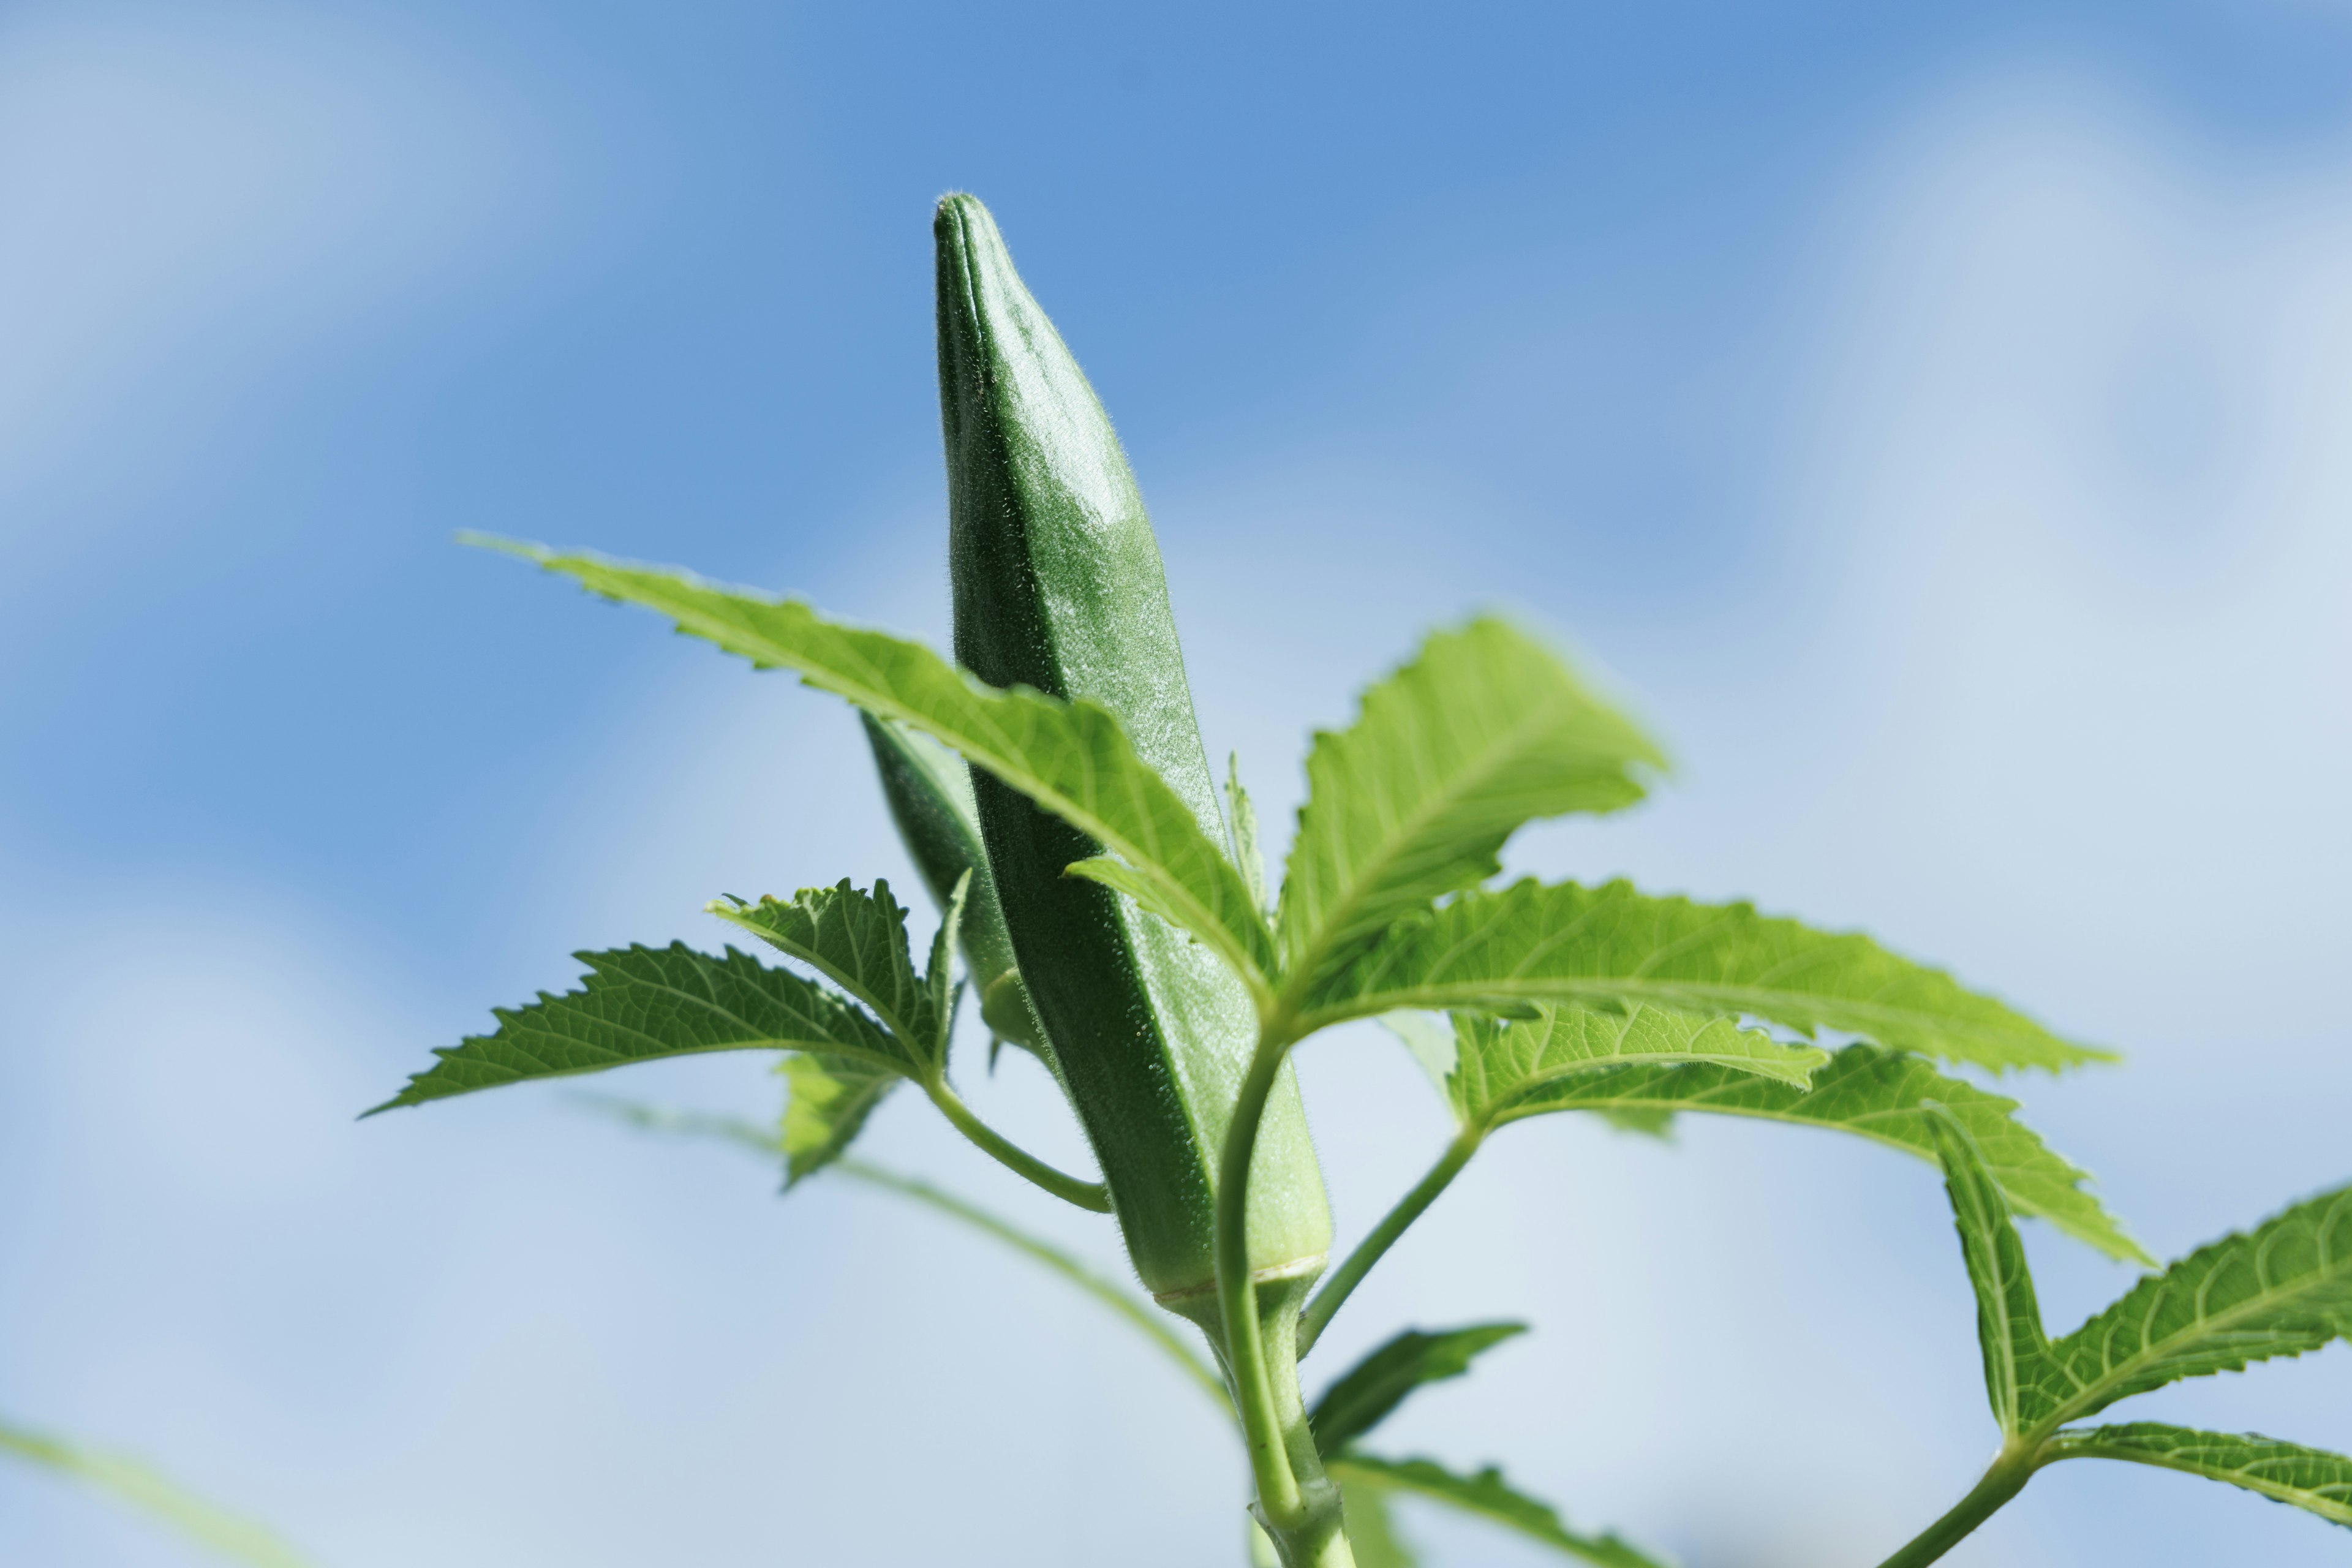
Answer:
1335 1474 1420 1568
0 1420 318 1568
1310 1323 1526 1455
1325 1454 1670 1568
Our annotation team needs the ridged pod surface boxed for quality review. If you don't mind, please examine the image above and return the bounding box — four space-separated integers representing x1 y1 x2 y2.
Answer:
935 192 1330 1303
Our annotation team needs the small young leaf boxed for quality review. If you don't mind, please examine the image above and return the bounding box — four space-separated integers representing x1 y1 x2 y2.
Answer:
778 1054 898 1185
472 537 1275 993
710 879 935 1061
1324 1454 1672 1568
0 1419 318 1568
367 944 907 1114
1276 619 1661 987
2021 1184 2352 1433
922 871 971 1061
2044 1423 2352 1529
1305 878 2109 1074
1309 1322 1528 1455
1923 1106 2050 1434
1476 1042 2147 1265
1227 753 1268 916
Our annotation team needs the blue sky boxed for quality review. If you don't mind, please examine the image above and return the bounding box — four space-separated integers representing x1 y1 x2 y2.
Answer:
4 2 2350 1564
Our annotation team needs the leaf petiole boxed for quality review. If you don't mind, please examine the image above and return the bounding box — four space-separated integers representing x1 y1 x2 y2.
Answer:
1300 1129 1484 1357
918 1076 1112 1212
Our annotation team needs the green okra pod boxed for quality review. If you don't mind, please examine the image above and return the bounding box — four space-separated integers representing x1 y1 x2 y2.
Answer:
933 193 1332 1306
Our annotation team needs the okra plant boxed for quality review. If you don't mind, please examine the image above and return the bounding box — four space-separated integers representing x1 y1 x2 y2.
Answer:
373 195 2351 1567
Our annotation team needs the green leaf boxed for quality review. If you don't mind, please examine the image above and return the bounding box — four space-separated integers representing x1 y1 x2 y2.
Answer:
1325 1454 1672 1568
1277 619 1660 991
2045 1423 2352 1529
472 537 1274 993
1309 1322 1528 1455
367 943 905 1114
1923 1106 2050 1434
1476 1042 2148 1265
2021 1184 2352 1433
1307 877 2111 1074
708 878 937 1063
1335 1475 1421 1568
1446 1006 1828 1128
778 1054 899 1184
1596 1106 1676 1139
0 1419 318 1568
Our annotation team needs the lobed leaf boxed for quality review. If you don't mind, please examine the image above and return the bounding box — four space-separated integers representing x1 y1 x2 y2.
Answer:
1276 619 1660 990
1923 1107 2051 1434
710 879 937 1061
367 944 906 1114
1479 1042 2147 1264
2021 1185 2352 1433
2044 1423 2352 1529
1324 1454 1672 1568
1309 1322 1527 1455
778 1054 899 1184
1306 878 2109 1074
473 537 1275 993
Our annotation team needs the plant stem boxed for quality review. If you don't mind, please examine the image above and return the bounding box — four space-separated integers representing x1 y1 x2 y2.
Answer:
1218 1034 1306 1526
921 1078 1114 1212
1298 1128 1483 1356
1871 1441 2042 1568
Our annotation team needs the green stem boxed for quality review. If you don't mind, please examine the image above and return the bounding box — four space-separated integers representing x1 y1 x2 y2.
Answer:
1872 1442 2042 1568
1298 1128 1483 1356
922 1078 1113 1212
1218 1034 1306 1525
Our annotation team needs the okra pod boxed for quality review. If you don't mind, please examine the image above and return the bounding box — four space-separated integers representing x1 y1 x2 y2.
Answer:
933 193 1332 1306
